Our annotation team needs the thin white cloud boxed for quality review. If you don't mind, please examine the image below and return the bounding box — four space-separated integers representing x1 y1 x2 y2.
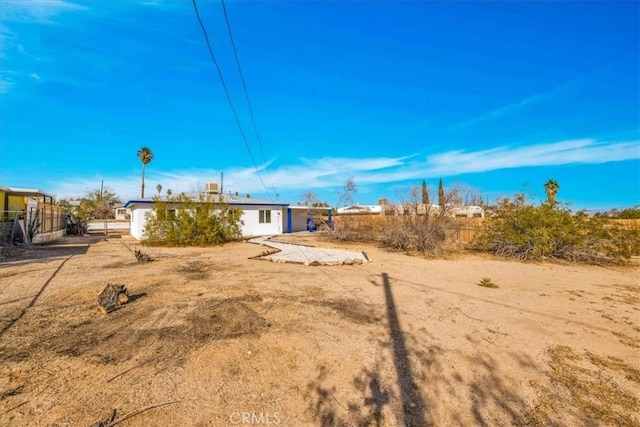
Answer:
1 0 88 24
1 2 87 89
0 76 15 93
424 139 639 176
449 74 585 132
449 60 626 134
42 138 639 203
0 24 17 60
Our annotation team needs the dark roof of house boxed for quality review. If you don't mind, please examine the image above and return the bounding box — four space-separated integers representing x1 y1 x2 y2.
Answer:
124 193 289 208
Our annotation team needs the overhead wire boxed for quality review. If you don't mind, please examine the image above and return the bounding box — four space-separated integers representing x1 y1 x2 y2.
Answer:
191 0 273 200
219 0 277 198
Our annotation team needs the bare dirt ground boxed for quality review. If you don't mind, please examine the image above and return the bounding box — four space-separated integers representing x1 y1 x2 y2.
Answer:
0 233 638 426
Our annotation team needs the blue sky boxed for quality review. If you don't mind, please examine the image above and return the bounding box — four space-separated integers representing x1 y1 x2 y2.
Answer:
1 0 639 210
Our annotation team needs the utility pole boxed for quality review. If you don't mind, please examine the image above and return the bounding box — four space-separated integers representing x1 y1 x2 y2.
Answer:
101 180 106 235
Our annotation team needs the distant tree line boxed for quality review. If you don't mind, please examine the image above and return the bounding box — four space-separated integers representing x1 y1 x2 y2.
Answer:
318 178 639 265
59 187 122 222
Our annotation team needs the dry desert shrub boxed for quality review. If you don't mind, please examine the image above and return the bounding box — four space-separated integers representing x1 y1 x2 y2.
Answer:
377 186 459 254
143 193 243 246
475 195 637 265
134 249 152 263
477 277 498 288
522 346 640 426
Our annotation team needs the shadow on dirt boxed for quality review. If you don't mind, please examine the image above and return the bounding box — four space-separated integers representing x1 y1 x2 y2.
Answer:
381 272 428 426
127 293 147 303
0 235 97 267
0 254 76 339
305 273 541 426
305 272 431 426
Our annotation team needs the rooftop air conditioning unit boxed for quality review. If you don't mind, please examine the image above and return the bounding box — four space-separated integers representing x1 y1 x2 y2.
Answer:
205 182 220 194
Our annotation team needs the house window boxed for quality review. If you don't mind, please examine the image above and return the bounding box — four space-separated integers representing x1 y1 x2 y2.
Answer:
259 210 271 223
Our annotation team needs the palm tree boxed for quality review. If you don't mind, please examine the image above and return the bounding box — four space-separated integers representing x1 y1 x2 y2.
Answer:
544 179 560 206
137 147 153 198
156 184 162 196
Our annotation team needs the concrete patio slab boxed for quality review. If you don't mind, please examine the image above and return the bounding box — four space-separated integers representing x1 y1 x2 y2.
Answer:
249 236 369 265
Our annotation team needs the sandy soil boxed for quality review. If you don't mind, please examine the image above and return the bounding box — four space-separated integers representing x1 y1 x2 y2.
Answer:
0 233 638 426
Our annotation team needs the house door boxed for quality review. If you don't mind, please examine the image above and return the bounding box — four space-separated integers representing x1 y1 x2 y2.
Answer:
276 211 281 233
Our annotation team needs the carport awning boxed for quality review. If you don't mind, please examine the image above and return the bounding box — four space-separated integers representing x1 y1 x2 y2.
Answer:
2 187 54 198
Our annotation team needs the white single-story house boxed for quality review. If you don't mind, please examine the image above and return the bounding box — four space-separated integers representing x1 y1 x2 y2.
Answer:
124 194 332 240
113 204 131 220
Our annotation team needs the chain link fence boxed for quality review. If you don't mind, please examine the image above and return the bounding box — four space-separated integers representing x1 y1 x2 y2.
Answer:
0 204 66 245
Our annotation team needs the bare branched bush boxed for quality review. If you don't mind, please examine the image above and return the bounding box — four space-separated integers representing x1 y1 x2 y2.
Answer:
324 178 363 241
378 186 459 253
457 184 486 206
134 249 152 263
329 214 364 241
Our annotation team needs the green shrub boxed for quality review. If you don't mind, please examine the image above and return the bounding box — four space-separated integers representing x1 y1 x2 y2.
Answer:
475 196 635 265
478 277 498 288
606 207 640 219
143 193 243 246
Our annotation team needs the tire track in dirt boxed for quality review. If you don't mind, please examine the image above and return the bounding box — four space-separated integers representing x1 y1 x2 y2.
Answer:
0 254 75 338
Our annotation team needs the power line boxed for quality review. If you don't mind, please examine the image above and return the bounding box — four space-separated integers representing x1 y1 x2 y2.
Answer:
219 0 277 198
191 0 272 200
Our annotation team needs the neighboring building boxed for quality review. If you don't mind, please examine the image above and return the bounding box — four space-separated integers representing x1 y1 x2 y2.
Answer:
113 203 130 220
340 202 484 218
336 204 383 214
125 194 332 240
0 187 65 244
67 200 82 210
452 205 485 218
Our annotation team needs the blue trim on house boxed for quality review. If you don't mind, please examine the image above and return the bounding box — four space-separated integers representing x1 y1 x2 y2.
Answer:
124 200 148 208
287 207 292 233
